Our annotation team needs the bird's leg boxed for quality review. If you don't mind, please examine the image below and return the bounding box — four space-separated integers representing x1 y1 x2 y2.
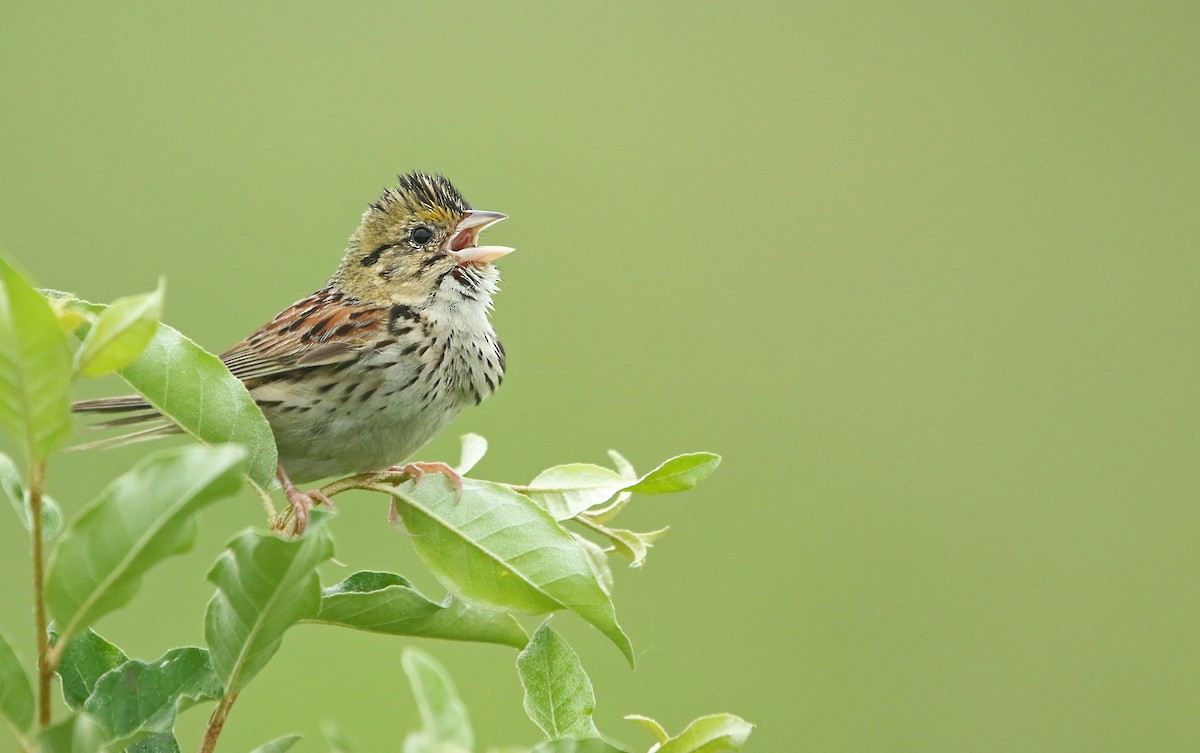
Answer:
276 465 334 535
385 461 464 499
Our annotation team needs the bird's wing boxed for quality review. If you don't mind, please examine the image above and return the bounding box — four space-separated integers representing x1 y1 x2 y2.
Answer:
218 290 392 382
73 290 395 422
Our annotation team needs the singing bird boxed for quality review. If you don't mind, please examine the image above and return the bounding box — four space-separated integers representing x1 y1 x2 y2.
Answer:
74 173 513 531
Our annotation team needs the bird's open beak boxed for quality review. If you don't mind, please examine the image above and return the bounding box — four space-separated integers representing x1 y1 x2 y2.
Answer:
448 210 513 265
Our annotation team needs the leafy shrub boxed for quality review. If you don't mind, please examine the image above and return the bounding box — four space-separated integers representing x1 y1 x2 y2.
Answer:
0 258 751 752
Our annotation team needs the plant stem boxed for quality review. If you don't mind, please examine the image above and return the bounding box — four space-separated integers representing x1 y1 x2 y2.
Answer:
198 692 238 753
319 469 410 498
571 513 609 536
28 460 51 728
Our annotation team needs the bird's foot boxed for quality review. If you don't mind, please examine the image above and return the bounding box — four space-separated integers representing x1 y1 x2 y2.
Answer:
385 461 464 499
275 466 335 535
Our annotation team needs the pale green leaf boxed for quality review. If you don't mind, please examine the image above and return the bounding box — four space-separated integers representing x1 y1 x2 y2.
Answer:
46 445 246 643
624 453 720 495
401 648 473 753
572 535 613 595
36 713 109 753
0 450 22 517
74 282 163 377
624 715 669 744
311 571 527 649
525 464 627 521
595 526 670 569
0 449 63 540
656 714 753 753
118 322 278 488
56 630 129 710
0 258 73 461
455 433 488 475
606 450 637 481
0 628 34 734
384 478 633 664
205 515 334 693
517 623 599 740
587 450 637 524
583 495 629 525
249 734 302 753
50 296 94 336
523 453 720 522
321 720 358 753
84 647 221 737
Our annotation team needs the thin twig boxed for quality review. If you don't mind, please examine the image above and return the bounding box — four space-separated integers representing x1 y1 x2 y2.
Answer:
571 513 610 536
28 460 51 728
319 470 412 499
197 692 238 753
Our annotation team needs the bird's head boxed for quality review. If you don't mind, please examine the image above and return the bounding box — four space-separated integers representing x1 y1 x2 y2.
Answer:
333 172 512 305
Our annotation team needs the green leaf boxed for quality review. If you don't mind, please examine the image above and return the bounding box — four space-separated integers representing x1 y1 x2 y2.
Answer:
311 571 527 649
0 449 63 540
84 647 221 737
37 713 109 753
73 282 163 377
127 732 180 753
56 289 277 489
56 630 129 710
523 453 721 521
0 628 34 734
656 714 753 753
118 321 278 488
384 478 633 664
583 495 629 526
624 453 720 495
528 739 627 753
524 464 627 521
624 715 669 744
516 624 599 740
401 648 473 753
46 445 246 644
588 526 670 569
586 450 637 524
205 514 334 693
0 257 73 461
321 720 358 753
49 294 95 336
606 450 637 481
249 735 302 753
572 535 613 595
455 433 488 475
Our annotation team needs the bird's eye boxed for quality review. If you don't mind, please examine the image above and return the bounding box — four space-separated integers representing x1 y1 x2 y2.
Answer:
411 226 434 245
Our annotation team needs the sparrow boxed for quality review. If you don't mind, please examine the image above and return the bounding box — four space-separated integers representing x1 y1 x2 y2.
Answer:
73 172 513 531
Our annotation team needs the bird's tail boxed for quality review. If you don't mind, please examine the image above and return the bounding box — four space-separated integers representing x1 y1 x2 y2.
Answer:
71 395 180 450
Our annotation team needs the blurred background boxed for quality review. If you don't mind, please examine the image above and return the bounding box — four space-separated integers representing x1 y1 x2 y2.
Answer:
1 2 1196 751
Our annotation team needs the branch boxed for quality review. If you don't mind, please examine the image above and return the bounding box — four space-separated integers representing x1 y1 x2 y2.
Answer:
197 692 238 753
28 460 51 727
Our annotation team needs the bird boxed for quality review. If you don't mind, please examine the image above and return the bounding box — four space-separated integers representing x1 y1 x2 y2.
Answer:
73 172 513 532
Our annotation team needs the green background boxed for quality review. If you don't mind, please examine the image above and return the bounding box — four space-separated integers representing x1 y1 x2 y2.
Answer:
1 2 1196 751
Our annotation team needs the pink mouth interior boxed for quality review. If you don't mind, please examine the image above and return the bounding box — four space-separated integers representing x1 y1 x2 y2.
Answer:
451 226 480 252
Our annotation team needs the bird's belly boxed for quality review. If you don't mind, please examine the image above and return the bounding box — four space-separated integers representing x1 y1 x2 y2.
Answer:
253 317 503 485
259 366 465 484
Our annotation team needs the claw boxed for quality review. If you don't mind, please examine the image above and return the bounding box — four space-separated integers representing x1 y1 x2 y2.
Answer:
276 465 334 535
387 461 464 500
